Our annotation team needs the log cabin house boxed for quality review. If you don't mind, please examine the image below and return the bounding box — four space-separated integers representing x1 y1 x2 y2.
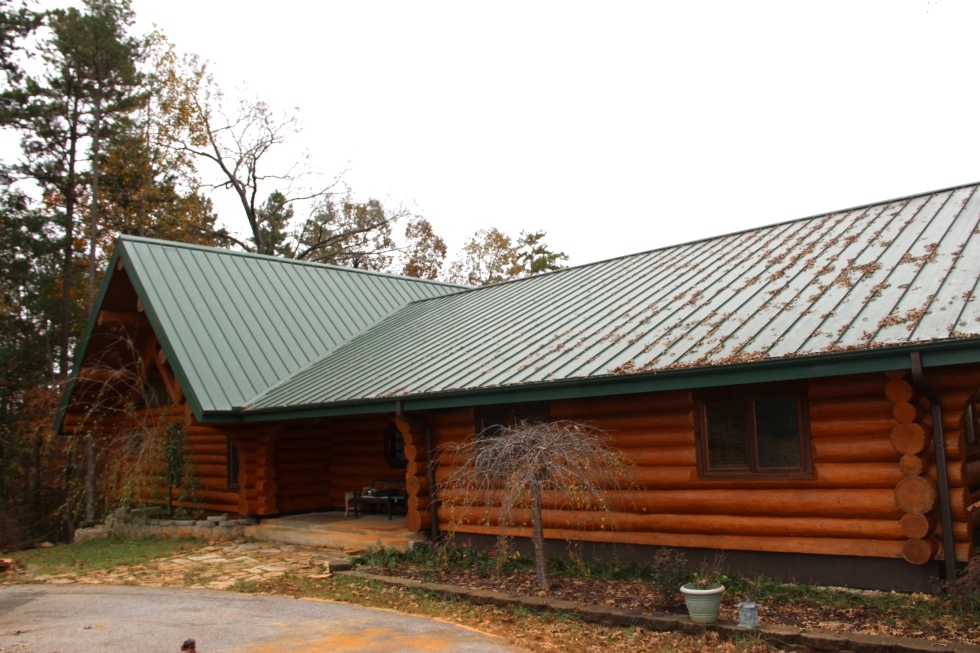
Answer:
58 182 980 591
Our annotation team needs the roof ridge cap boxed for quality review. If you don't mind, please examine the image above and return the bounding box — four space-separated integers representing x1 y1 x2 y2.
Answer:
440 179 980 293
116 235 467 290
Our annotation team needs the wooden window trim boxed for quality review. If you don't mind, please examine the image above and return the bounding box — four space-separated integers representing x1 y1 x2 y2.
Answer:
694 382 813 480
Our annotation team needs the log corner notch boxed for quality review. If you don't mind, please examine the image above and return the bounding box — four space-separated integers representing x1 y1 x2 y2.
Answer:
236 426 280 517
396 402 438 538
885 370 941 565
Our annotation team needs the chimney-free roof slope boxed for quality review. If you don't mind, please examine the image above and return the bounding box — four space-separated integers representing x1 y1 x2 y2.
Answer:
65 236 464 421
249 182 980 413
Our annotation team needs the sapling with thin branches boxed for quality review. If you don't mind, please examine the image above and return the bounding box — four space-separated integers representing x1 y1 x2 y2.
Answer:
439 420 634 590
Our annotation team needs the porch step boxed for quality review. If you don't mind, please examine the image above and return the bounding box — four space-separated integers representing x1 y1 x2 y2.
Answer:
243 513 425 553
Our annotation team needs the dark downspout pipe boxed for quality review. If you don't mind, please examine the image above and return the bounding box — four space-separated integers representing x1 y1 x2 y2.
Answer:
909 352 957 581
395 401 440 539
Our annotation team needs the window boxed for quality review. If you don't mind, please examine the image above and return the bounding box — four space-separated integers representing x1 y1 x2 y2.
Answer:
965 403 978 448
383 422 408 468
227 438 240 490
695 383 811 478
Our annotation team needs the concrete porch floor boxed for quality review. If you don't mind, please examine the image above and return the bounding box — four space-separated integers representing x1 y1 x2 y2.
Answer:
243 511 426 553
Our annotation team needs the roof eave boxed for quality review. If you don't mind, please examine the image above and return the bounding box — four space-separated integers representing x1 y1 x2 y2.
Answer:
196 337 980 424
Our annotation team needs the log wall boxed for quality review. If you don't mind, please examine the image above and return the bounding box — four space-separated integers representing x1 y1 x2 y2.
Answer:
419 367 980 563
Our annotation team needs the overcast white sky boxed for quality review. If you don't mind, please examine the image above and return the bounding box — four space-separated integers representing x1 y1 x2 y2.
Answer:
16 1 980 266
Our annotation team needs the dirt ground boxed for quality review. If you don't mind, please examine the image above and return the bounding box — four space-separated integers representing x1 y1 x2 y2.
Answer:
3 540 976 653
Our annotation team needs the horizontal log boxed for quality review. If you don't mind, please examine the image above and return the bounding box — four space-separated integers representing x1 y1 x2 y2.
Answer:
275 446 331 458
255 479 277 494
624 486 908 517
902 537 938 564
406 509 429 533
277 497 330 513
195 477 234 491
404 443 420 462
967 459 980 489
275 471 328 485
275 486 330 500
189 454 227 466
623 446 696 467
588 412 695 433
939 388 979 414
326 463 392 476
808 397 896 422
441 521 908 558
439 486 905 519
934 520 972 542
186 426 226 436
810 420 892 439
191 444 230 456
406 460 426 478
433 461 907 491
814 462 903 487
808 375 885 400
895 476 937 514
275 461 329 475
899 454 929 477
188 433 227 443
900 512 936 539
812 436 899 463
890 423 929 455
406 474 428 497
426 408 475 426
408 495 430 512
602 429 695 449
893 402 927 424
551 392 690 419
885 378 916 404
255 500 276 516
190 488 239 503
443 504 908 540
194 464 229 478
926 366 980 392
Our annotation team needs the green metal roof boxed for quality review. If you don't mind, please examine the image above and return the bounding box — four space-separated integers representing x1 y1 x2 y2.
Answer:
61 183 980 426
245 182 980 416
66 236 463 420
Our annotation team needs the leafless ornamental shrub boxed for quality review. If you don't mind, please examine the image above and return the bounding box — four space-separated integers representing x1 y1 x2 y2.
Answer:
440 420 635 590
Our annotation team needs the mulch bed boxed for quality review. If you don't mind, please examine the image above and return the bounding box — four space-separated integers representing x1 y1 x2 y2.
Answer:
359 563 979 647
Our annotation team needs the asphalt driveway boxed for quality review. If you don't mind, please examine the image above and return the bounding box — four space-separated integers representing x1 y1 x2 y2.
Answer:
0 584 524 652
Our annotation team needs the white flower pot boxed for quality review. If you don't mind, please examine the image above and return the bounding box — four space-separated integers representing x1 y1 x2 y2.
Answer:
680 582 725 624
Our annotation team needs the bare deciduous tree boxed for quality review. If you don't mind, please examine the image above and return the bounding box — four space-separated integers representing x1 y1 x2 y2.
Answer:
440 420 634 590
180 81 342 255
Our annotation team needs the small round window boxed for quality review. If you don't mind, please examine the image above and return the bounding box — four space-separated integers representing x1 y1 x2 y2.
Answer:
383 422 407 468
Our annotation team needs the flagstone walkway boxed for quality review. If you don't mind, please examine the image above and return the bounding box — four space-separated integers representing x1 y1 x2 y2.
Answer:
36 541 351 591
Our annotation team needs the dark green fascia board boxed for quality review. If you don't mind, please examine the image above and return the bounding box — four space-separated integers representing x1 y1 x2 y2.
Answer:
194 337 980 424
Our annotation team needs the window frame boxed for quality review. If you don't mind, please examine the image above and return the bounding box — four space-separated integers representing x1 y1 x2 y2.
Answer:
964 402 978 449
383 422 408 468
226 437 240 490
694 382 813 480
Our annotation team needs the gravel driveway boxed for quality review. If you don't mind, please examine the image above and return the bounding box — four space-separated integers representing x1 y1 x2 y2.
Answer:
0 584 525 652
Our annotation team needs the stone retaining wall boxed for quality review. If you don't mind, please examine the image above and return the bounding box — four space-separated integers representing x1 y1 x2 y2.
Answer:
76 513 258 544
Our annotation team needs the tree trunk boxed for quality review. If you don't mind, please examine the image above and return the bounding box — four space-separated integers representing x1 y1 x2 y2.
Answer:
84 92 103 526
530 481 549 590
